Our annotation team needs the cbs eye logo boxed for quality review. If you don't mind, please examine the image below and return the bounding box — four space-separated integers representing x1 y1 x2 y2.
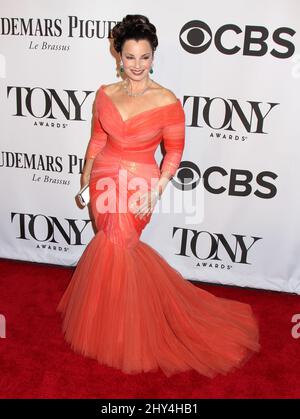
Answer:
172 161 201 191
179 20 212 54
179 20 296 58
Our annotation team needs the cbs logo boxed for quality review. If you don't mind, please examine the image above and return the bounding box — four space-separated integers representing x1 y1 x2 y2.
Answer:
179 20 295 58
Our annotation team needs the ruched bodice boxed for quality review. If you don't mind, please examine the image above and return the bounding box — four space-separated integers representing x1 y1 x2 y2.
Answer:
86 84 185 174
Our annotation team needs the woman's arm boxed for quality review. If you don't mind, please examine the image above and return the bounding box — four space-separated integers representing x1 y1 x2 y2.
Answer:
81 90 108 187
133 107 185 219
155 108 186 198
81 158 94 188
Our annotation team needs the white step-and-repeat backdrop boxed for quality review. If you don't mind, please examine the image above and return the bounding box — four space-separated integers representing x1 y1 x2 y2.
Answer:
1 0 300 294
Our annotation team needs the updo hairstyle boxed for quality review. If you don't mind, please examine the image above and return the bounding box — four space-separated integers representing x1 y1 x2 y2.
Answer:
111 14 158 54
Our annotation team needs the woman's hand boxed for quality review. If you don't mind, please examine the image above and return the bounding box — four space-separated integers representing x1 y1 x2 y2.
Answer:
129 172 172 219
130 188 160 220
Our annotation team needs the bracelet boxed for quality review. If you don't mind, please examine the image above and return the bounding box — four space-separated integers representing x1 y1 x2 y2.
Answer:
153 188 161 201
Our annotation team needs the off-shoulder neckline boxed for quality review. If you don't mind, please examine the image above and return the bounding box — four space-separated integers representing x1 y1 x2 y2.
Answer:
99 84 180 124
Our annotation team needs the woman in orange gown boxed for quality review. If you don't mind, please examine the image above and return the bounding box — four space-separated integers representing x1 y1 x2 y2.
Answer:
57 14 260 378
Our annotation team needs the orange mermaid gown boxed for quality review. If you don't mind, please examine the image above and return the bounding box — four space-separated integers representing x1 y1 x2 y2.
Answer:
57 84 260 378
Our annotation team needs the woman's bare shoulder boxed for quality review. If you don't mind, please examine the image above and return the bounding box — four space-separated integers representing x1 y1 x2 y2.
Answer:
102 81 123 96
150 81 178 105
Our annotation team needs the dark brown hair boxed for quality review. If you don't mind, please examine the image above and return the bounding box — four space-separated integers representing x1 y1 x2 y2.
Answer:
111 14 158 54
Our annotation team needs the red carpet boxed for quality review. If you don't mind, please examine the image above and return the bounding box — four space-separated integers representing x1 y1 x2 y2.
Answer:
0 258 299 398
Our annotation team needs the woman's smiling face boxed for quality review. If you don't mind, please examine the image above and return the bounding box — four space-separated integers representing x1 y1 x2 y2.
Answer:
120 39 154 80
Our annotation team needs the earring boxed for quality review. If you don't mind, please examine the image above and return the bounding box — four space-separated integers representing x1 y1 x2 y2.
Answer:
120 63 124 73
150 66 153 74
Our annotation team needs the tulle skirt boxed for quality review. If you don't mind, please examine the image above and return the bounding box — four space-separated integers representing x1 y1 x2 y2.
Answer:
57 150 260 377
